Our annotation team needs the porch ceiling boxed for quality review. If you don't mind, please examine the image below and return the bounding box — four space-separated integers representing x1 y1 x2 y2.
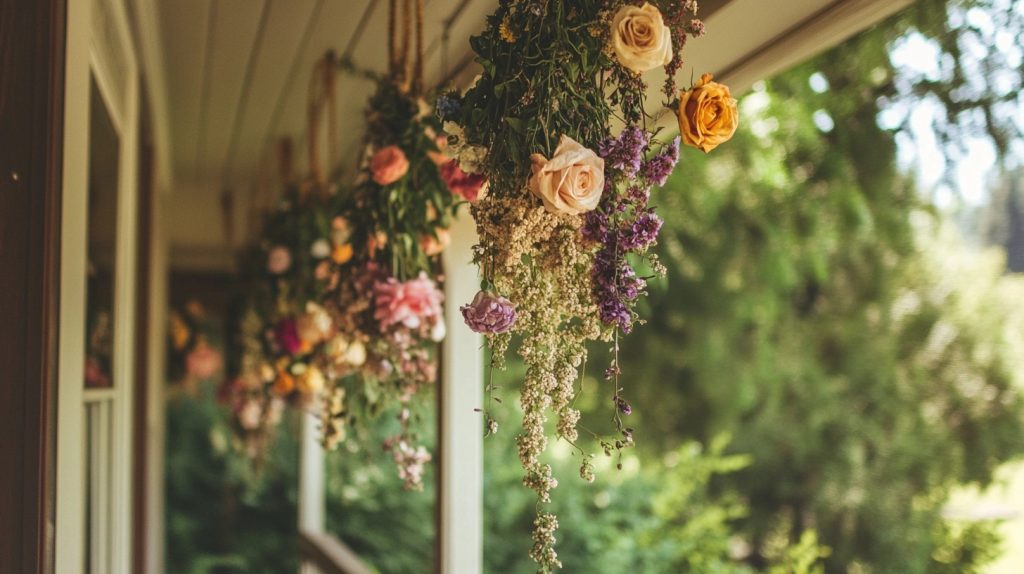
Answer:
154 0 910 270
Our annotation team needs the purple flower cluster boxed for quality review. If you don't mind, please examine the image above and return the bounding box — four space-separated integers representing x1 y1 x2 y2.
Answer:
614 394 633 416
620 211 663 251
640 137 681 186
592 245 646 333
598 126 649 177
461 290 517 334
588 129 682 333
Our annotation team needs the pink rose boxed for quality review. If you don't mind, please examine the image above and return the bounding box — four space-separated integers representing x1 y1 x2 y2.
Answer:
370 145 410 186
528 135 605 215
267 246 292 274
440 160 488 202
373 272 444 331
186 340 223 379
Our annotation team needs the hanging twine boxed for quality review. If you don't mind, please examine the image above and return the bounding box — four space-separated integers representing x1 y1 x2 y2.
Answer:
277 137 294 188
303 51 340 199
324 50 338 193
387 0 423 95
412 0 424 96
305 58 324 198
388 0 398 76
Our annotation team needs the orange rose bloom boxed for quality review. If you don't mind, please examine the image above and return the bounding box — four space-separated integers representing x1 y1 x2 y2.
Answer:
272 371 296 396
331 243 353 265
677 73 739 153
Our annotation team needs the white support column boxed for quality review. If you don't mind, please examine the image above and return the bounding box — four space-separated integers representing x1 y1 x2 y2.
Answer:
299 411 326 534
439 208 484 574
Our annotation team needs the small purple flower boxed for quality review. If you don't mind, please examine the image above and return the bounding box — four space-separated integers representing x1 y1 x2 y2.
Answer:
461 291 517 334
598 126 649 177
614 395 633 416
582 211 610 242
435 93 461 122
627 184 651 206
641 137 680 186
620 212 663 251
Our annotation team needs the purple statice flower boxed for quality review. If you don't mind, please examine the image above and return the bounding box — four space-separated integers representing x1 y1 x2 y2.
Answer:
620 212 663 251
592 247 646 333
627 184 651 206
598 126 649 177
582 210 610 242
641 136 680 186
461 291 517 334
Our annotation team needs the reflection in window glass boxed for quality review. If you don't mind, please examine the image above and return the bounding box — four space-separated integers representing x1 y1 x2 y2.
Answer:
84 78 119 389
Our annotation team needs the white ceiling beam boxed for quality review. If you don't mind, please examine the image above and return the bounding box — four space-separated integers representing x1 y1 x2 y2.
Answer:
715 0 916 94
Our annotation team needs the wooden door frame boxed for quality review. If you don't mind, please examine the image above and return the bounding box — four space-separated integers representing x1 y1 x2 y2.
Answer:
0 0 67 572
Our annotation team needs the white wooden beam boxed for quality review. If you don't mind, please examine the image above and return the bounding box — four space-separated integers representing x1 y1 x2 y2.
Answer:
299 411 326 534
714 0 916 94
439 208 484 574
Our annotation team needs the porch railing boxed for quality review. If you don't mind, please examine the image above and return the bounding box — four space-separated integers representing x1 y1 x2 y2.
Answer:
298 530 373 574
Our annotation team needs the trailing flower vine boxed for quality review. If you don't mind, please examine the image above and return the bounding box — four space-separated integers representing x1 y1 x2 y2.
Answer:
311 0 486 489
441 0 738 570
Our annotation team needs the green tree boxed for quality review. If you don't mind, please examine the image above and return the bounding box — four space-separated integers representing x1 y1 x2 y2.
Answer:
611 1 1024 571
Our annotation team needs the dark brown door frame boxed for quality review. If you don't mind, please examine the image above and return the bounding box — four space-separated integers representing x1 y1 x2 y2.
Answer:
0 0 67 572
133 116 156 574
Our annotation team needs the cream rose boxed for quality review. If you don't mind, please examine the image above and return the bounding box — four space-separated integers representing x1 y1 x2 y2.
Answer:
677 73 739 153
528 135 605 216
611 2 673 74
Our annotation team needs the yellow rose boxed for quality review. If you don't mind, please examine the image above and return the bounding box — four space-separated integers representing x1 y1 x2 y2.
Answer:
611 2 673 74
296 365 325 395
528 135 605 216
677 73 739 153
296 303 333 345
169 312 190 351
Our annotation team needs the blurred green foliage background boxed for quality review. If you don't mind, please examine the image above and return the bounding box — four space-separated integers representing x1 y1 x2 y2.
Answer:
164 0 1024 572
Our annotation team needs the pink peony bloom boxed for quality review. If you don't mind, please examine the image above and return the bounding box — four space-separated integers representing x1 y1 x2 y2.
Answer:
370 145 410 186
440 160 487 202
186 340 223 379
274 318 303 355
373 272 444 332
267 246 292 274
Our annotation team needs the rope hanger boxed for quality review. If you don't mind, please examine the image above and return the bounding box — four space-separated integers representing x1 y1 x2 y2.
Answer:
302 50 339 200
388 0 425 96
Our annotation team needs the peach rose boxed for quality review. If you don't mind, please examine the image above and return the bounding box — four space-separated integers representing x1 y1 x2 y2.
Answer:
370 145 410 185
611 3 673 74
677 73 739 153
421 228 451 256
528 135 605 216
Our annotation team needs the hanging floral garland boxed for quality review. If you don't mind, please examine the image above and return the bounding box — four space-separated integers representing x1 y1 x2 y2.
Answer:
440 1 738 569
220 56 347 462
168 299 224 386
312 0 486 489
